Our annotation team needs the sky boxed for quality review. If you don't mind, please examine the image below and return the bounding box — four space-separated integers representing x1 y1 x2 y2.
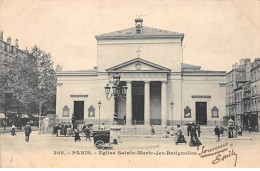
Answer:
0 0 259 72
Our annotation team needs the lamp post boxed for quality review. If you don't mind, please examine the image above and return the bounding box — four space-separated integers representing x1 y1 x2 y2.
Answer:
98 101 101 129
104 73 127 125
38 81 44 134
170 102 174 129
38 101 43 133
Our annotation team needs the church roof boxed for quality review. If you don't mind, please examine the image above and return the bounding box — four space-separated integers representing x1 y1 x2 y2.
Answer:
95 26 184 40
182 63 226 75
181 63 201 70
56 69 97 76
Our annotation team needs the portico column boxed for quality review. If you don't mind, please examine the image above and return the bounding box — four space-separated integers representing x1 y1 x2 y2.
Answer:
161 81 167 126
144 81 150 126
126 81 132 125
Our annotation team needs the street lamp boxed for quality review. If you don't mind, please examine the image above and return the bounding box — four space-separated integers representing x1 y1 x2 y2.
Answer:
104 73 127 125
98 101 101 129
170 102 174 129
38 81 44 134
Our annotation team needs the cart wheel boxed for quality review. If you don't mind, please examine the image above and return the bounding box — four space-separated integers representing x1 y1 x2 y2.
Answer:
95 140 105 149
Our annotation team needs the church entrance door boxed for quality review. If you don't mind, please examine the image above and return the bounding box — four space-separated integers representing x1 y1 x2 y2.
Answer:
132 81 144 125
196 102 207 125
74 101 84 123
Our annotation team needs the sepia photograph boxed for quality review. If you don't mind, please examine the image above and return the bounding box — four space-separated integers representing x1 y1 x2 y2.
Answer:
0 0 259 168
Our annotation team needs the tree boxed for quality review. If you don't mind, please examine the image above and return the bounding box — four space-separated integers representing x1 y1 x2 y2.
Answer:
0 54 20 129
0 45 56 129
30 46 56 116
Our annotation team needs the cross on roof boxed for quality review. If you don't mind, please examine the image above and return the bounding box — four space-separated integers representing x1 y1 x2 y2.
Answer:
136 14 146 18
136 48 142 58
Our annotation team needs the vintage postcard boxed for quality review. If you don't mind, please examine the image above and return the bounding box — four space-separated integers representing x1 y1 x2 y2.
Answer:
0 0 260 168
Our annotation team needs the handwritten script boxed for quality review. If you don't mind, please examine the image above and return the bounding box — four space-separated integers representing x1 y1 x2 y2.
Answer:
197 142 238 167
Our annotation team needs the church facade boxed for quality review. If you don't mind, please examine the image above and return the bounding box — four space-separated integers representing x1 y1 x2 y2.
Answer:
56 19 226 127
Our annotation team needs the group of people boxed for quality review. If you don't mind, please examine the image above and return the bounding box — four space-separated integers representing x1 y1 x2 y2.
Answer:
150 122 202 147
52 122 73 137
10 122 31 142
51 122 95 142
227 124 243 138
173 122 202 146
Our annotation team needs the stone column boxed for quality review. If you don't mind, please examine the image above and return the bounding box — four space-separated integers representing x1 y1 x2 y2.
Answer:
126 81 132 126
144 81 150 126
161 81 167 126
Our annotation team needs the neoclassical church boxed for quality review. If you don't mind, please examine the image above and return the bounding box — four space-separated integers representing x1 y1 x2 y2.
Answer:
56 19 226 128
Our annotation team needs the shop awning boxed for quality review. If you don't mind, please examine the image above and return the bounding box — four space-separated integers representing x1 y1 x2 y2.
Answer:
0 113 5 119
31 114 45 118
21 114 29 118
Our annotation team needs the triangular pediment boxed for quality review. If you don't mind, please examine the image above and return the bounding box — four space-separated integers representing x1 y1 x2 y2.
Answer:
106 58 171 73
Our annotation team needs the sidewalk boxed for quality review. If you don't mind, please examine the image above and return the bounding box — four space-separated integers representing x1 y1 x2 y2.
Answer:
0 126 38 134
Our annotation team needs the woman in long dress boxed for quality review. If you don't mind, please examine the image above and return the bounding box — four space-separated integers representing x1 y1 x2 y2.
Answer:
174 124 186 145
11 124 16 136
189 123 202 147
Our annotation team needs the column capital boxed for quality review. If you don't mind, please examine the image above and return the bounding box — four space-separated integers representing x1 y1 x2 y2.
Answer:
126 80 132 83
161 80 168 83
144 81 151 83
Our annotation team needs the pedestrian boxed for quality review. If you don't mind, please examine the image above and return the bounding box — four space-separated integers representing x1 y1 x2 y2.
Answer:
67 122 72 136
170 127 174 136
249 126 251 133
163 127 169 138
219 126 224 137
11 123 16 136
100 123 105 130
124 114 126 125
24 122 32 142
214 125 220 142
197 123 201 137
74 127 81 142
228 124 233 138
89 124 93 139
187 122 192 136
150 125 155 135
174 124 186 145
82 125 91 141
238 126 242 136
189 123 202 147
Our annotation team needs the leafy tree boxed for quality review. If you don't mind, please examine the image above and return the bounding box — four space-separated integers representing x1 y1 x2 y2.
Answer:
0 45 56 129
30 46 56 115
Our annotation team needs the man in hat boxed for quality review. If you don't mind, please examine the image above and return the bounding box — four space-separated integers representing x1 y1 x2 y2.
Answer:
187 122 192 136
25 122 32 142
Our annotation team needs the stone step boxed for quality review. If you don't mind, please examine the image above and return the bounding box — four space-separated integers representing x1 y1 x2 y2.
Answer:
118 125 225 135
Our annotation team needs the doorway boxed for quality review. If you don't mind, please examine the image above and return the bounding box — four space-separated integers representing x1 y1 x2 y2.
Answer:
74 101 84 122
196 102 207 125
132 81 144 125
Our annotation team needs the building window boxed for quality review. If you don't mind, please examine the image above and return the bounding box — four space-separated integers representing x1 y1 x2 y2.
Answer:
88 105 95 117
62 105 70 117
184 106 191 118
211 106 219 118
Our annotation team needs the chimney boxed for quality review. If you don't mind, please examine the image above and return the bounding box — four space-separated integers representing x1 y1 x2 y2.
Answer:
7 37 11 44
0 31 3 41
245 59 251 81
239 59 245 66
15 39 19 48
135 18 143 34
235 62 238 69
232 64 235 69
